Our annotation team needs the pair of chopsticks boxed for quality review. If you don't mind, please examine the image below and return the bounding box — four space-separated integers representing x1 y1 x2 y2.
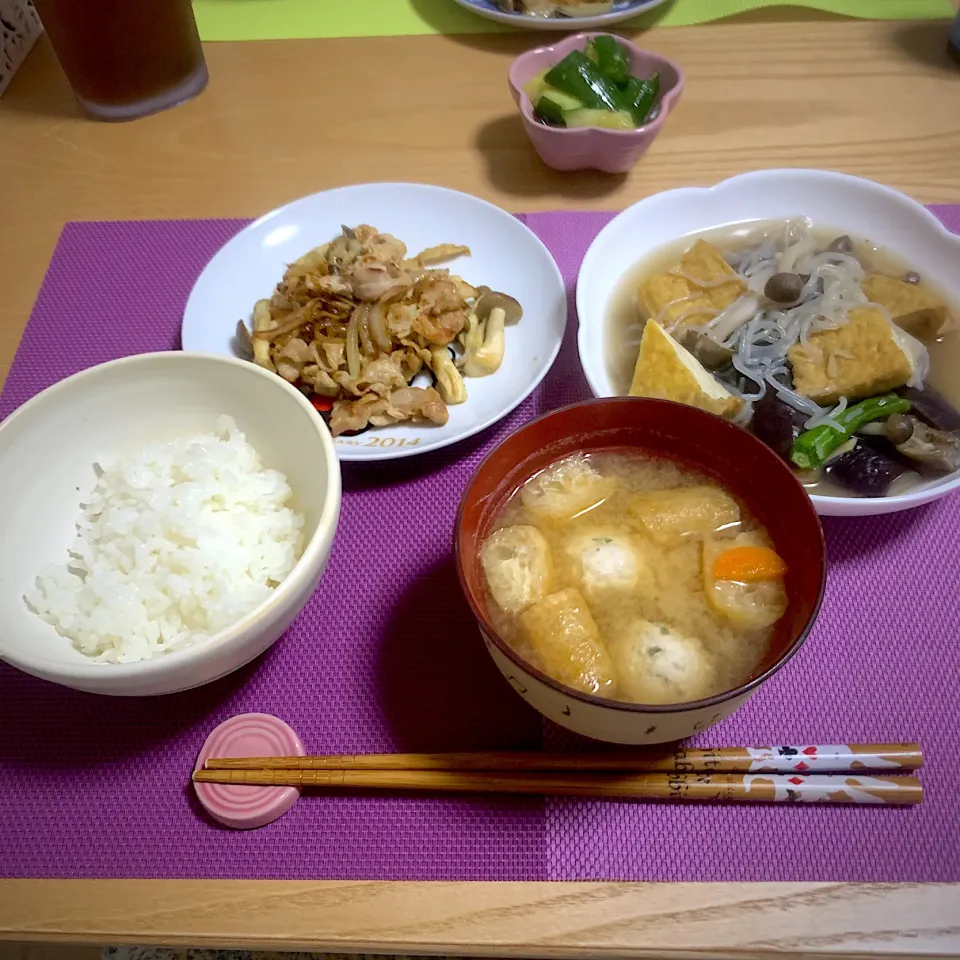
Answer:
193 743 924 806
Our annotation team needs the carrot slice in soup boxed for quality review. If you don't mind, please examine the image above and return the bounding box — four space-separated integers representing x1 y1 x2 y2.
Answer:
711 545 787 583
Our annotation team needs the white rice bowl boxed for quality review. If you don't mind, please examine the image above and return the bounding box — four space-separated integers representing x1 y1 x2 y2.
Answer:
25 416 305 664
0 352 340 696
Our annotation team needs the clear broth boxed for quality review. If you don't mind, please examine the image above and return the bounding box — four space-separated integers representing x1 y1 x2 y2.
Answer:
605 220 960 498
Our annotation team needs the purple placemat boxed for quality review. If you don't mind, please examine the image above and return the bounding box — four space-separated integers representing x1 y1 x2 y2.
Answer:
1 210 958 883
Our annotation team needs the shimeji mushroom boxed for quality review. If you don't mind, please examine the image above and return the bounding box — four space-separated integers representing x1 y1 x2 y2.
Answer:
885 414 960 473
430 346 468 404
248 299 277 371
460 291 523 378
680 328 734 371
458 311 485 365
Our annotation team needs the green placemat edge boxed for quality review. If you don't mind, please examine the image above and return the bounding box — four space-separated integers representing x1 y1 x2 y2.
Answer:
193 0 954 43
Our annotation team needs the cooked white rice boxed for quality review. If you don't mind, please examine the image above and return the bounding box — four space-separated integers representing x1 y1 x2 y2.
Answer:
25 415 305 664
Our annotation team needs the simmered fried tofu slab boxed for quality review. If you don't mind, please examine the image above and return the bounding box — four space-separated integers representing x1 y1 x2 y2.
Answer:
862 273 951 340
788 306 916 405
637 240 746 329
628 319 742 418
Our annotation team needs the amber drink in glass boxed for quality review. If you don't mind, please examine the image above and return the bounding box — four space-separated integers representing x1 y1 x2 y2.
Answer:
33 0 208 121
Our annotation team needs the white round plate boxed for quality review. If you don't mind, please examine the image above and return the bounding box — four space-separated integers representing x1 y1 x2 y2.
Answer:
576 169 960 517
451 0 671 29
183 183 567 461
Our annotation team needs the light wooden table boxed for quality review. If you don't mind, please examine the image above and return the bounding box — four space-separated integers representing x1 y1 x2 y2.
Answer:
2 10 960 959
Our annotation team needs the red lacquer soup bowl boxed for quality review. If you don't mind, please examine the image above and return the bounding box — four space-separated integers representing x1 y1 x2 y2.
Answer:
455 398 826 744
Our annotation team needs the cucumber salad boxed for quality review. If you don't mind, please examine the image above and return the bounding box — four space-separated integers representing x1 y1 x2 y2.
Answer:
524 36 661 131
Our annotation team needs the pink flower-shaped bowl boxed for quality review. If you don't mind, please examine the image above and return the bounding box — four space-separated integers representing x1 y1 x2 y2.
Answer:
508 32 684 174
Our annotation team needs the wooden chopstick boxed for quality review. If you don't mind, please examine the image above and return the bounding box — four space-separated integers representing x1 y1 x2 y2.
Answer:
204 743 923 775
192 768 923 805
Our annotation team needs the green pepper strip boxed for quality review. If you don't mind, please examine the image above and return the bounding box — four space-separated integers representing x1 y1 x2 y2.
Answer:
590 36 630 84
544 51 620 112
789 393 912 470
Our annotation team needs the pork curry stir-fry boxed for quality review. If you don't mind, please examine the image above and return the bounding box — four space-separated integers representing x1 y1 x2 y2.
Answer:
238 225 522 436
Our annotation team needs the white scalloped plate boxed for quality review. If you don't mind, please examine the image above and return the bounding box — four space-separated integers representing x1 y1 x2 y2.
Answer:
182 183 566 461
576 169 960 517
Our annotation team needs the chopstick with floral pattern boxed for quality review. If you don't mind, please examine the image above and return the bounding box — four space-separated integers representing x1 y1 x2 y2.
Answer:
202 742 922 775
192 767 922 805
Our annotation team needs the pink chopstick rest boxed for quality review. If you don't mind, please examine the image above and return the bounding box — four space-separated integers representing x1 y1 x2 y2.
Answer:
193 713 305 829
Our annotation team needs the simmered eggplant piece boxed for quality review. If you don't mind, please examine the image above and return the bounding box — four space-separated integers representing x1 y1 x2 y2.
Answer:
825 441 910 497
752 391 807 460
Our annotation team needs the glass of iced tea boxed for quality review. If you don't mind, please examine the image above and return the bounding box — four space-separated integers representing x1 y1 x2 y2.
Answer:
32 0 208 121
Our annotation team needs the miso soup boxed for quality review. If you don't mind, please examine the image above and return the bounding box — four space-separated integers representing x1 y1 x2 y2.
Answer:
480 451 788 705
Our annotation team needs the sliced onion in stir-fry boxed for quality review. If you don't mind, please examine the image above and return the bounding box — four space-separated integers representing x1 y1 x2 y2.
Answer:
252 308 309 341
368 302 392 354
357 303 376 357
345 307 362 378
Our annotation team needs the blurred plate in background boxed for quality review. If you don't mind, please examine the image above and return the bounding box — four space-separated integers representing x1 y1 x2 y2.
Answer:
450 0 671 30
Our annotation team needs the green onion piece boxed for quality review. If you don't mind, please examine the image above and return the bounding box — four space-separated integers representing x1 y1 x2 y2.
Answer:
544 50 620 112
590 35 630 84
789 394 912 471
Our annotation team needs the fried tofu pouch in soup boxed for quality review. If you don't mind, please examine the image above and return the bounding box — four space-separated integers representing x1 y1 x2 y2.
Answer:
703 532 787 629
611 619 717 704
480 525 553 615
519 587 616 695
521 455 617 523
629 485 740 546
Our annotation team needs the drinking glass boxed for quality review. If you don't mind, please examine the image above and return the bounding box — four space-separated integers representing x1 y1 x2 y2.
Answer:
32 0 208 121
